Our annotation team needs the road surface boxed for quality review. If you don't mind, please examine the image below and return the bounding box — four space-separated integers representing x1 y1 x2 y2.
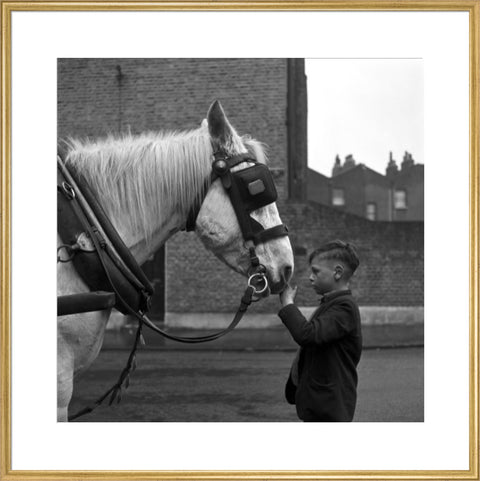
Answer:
69 346 423 422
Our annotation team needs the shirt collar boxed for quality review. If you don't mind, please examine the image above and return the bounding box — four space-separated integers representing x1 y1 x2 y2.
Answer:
320 289 351 304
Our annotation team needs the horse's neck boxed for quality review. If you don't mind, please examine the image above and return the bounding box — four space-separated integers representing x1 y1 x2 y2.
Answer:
118 213 182 265
89 135 208 264
107 178 186 264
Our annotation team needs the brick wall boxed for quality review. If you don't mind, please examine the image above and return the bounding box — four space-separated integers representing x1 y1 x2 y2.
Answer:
58 58 288 186
58 58 423 319
282 201 423 308
166 197 424 313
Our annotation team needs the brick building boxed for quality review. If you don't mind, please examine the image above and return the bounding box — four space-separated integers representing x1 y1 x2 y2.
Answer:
58 58 424 327
308 152 424 222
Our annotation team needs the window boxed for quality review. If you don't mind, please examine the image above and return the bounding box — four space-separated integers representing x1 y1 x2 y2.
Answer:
394 190 407 209
366 202 377 221
332 188 345 206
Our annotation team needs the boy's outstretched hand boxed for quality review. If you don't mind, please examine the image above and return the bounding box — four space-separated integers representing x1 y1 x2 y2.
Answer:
279 284 298 307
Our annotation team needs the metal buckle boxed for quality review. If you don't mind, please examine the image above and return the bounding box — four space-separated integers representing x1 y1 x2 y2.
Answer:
76 232 96 252
212 159 229 176
247 272 268 295
61 181 76 200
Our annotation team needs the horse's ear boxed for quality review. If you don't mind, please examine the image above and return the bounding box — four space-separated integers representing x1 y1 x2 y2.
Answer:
207 100 235 149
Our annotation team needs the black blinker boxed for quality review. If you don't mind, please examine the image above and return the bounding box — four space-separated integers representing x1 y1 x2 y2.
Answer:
185 151 289 246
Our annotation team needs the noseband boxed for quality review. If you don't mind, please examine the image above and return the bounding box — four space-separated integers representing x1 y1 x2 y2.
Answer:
185 150 289 288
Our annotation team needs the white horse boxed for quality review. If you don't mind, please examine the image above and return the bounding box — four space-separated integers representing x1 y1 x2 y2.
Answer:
57 101 294 421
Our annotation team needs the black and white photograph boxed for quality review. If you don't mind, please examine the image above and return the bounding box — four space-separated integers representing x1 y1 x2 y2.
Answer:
57 58 424 423
3 5 476 478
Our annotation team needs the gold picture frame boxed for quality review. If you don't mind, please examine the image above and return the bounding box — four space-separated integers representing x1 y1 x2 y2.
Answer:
1 2 479 480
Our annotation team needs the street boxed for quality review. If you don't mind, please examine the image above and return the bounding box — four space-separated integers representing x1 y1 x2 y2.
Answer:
69 346 423 422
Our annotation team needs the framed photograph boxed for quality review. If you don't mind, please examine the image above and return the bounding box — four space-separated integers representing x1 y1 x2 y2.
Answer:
1 1 478 480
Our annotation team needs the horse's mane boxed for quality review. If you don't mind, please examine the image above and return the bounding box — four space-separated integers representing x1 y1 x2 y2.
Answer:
61 126 267 242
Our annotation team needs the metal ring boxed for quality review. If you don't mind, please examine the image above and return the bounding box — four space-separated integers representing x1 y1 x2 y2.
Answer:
57 244 75 263
247 272 269 295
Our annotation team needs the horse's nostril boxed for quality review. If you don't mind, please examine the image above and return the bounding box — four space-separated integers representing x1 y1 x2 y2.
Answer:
283 265 293 283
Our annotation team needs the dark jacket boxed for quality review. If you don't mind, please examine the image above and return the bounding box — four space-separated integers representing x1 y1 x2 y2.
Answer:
278 290 362 422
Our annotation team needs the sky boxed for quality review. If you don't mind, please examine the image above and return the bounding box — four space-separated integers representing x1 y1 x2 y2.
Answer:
306 59 424 177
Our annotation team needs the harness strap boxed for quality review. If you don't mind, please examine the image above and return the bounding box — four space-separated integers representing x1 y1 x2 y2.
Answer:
70 167 154 296
58 291 116 316
58 155 154 296
251 223 289 245
58 157 153 314
139 285 255 343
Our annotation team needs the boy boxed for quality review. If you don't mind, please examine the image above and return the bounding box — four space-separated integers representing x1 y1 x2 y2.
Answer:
278 240 362 422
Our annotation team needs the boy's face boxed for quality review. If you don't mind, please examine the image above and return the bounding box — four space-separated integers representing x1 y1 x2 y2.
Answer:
308 256 340 295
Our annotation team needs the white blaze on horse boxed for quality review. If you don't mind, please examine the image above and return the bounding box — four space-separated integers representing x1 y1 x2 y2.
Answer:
57 101 294 422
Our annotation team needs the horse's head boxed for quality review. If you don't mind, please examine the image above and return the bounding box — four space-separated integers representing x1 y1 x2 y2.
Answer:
193 101 294 296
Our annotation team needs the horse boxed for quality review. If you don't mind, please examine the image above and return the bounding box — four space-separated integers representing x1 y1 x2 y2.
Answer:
57 100 294 422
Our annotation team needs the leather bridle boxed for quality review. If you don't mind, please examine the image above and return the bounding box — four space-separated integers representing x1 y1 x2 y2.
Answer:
185 150 289 290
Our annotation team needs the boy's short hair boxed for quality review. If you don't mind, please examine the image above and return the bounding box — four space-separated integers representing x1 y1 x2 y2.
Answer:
309 240 360 276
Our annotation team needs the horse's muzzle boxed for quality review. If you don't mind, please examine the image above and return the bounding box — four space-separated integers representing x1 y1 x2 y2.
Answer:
268 264 293 295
